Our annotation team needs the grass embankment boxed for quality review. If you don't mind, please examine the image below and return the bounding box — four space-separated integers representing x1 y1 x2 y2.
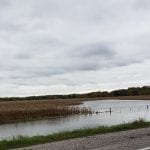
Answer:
0 100 91 124
0 119 150 150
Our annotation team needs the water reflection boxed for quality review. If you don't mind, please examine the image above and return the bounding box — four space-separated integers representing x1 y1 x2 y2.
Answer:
0 99 150 140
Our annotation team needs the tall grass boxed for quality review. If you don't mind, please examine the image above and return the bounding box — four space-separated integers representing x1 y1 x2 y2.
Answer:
0 100 91 124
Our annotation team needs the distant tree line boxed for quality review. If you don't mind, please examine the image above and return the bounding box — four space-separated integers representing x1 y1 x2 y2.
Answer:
0 86 150 101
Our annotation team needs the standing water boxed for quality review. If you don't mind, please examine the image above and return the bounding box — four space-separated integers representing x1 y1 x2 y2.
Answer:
0 99 150 140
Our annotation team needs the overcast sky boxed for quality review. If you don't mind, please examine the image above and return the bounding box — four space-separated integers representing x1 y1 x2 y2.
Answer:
0 0 150 97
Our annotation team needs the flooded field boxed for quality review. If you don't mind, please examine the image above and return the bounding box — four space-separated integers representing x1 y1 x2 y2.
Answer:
0 99 150 140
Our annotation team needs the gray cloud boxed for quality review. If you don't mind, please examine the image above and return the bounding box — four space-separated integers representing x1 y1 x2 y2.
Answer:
15 53 32 60
71 43 115 58
0 0 150 96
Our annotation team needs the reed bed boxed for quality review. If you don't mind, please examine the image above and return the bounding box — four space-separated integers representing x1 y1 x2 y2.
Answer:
0 100 91 124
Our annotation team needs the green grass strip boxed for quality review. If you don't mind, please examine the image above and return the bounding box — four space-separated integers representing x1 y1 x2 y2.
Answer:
0 119 150 150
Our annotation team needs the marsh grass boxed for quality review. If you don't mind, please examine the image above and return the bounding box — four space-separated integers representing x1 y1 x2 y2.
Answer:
1 96 150 124
0 100 92 124
0 119 150 150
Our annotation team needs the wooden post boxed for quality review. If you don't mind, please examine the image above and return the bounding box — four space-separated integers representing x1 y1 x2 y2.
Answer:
110 108 112 114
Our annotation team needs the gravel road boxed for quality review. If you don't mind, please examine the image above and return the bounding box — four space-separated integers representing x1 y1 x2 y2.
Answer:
13 128 150 150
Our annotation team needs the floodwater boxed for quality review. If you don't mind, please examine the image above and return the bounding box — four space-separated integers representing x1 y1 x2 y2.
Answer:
0 99 150 140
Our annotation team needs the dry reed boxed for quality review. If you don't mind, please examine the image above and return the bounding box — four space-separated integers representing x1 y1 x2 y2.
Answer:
0 99 91 124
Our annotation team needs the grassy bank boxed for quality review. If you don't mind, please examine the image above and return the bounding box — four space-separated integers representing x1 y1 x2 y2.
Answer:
0 119 150 150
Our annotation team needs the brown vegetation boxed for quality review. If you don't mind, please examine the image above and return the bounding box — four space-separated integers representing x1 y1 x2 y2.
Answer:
0 95 150 124
0 99 91 124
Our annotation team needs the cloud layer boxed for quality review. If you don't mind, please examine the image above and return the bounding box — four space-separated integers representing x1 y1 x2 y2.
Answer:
0 0 150 96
